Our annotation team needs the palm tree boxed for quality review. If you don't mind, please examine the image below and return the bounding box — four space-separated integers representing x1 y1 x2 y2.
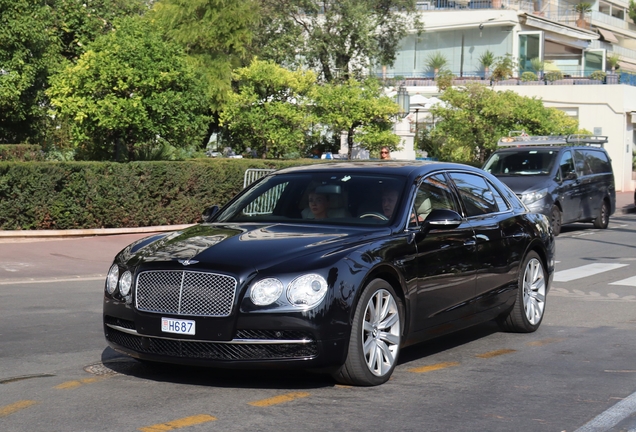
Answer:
478 50 496 78
574 2 592 28
425 52 448 77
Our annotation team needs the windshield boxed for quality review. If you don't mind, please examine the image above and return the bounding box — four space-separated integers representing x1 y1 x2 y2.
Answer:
483 150 558 175
215 172 407 226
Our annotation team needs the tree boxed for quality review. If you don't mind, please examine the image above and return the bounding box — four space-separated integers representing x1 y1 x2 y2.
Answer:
423 83 578 164
312 78 400 159
47 17 210 161
0 0 60 143
255 0 421 83
151 0 260 110
219 60 317 158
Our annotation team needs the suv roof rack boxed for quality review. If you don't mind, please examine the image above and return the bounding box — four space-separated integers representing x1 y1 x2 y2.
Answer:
497 131 608 147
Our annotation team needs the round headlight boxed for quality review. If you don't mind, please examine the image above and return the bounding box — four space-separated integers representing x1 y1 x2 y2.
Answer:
287 274 328 308
106 264 119 295
119 271 132 296
250 278 284 306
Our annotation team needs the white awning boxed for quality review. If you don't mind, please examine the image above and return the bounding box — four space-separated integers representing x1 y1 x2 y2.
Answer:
598 28 619 44
523 14 599 43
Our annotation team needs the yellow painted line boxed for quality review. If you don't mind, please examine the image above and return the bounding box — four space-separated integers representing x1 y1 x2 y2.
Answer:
476 349 517 359
409 361 460 373
526 338 564 347
0 400 37 418
54 377 104 389
138 414 217 432
248 392 311 407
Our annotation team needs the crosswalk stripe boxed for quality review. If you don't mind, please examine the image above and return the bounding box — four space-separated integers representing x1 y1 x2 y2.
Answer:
609 275 636 287
553 263 628 282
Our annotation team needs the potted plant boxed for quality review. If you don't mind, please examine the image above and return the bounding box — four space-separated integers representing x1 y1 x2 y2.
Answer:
607 53 620 72
530 57 544 78
574 2 592 29
478 50 495 79
491 54 516 83
425 52 448 77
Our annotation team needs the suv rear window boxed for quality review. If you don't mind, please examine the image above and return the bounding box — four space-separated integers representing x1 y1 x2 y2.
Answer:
483 149 558 175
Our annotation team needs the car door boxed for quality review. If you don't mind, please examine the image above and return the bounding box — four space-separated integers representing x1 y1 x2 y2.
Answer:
556 150 582 223
410 173 477 332
447 171 523 317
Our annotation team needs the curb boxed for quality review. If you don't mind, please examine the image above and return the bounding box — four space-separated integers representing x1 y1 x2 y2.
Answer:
0 224 195 239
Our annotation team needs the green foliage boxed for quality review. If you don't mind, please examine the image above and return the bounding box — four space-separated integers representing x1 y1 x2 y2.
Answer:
47 17 210 161
530 57 544 73
427 83 578 164
491 54 516 82
435 69 455 92
574 2 592 14
545 70 564 82
521 71 538 82
607 53 620 71
152 0 259 109
0 159 309 230
312 78 400 159
478 50 496 70
590 70 606 81
630 0 636 22
425 52 448 73
219 60 318 159
0 0 60 144
255 0 421 83
0 145 44 162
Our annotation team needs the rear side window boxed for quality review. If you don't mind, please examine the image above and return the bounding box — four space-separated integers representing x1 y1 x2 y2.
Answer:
449 172 504 217
574 149 612 175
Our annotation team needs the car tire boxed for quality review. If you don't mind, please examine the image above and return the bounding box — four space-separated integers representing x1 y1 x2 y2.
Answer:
332 279 403 386
593 200 610 229
550 205 562 236
498 251 547 333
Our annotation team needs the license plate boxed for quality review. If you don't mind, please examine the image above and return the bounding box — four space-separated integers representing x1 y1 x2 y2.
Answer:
161 318 196 335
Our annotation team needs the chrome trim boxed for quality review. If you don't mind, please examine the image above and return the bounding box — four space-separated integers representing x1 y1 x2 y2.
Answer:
106 323 312 345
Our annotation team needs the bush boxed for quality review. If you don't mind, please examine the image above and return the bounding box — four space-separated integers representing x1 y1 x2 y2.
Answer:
521 71 538 82
0 144 45 161
545 71 563 82
590 70 606 81
0 159 315 230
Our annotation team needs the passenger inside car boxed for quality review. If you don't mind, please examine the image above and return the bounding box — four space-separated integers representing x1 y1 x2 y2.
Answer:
301 188 349 219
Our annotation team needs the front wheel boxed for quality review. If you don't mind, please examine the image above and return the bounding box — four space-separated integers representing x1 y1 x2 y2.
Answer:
593 200 610 229
332 279 402 386
498 251 547 333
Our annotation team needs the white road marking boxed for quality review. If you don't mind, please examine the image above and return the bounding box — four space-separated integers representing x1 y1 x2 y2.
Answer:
575 389 636 432
553 263 628 282
609 275 636 287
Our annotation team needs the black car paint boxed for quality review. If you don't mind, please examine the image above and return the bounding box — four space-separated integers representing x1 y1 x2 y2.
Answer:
104 162 555 370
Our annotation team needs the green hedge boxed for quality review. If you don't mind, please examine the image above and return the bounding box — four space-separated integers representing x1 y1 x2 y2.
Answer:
0 159 310 230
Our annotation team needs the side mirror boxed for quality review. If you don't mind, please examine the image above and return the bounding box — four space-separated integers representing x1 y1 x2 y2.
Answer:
202 205 219 223
420 209 463 234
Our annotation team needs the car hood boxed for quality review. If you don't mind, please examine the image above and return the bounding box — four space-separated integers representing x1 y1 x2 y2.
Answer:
494 175 552 194
119 223 382 274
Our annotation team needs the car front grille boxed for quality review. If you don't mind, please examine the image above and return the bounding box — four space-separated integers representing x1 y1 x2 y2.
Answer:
105 328 318 360
135 270 237 317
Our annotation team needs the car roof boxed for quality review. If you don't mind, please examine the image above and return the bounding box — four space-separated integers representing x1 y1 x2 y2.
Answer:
492 146 608 153
274 161 481 178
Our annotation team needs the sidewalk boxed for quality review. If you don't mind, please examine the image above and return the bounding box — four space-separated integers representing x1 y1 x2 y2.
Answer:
0 192 633 240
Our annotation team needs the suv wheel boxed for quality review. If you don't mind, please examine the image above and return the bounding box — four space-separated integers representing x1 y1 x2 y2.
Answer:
593 200 610 229
550 206 562 236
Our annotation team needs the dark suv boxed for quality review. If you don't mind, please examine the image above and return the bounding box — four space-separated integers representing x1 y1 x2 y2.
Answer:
482 134 615 235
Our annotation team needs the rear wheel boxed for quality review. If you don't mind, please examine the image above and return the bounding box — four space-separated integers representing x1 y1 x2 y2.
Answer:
550 205 562 236
593 200 610 229
498 251 547 333
332 279 402 386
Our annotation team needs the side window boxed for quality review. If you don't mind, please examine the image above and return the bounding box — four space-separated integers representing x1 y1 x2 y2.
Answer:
488 181 510 211
448 172 498 217
410 173 457 227
583 150 612 174
559 150 575 179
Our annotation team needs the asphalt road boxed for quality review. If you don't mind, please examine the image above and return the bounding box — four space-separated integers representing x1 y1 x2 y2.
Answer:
1 215 636 432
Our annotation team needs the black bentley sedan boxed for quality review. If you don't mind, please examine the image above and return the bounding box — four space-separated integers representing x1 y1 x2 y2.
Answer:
103 162 555 386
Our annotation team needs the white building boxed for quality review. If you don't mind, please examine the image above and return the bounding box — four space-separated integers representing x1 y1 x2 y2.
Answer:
370 0 636 191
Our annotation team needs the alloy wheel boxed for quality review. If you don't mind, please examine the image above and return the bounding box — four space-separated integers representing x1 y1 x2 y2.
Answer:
362 289 401 376
522 258 546 325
